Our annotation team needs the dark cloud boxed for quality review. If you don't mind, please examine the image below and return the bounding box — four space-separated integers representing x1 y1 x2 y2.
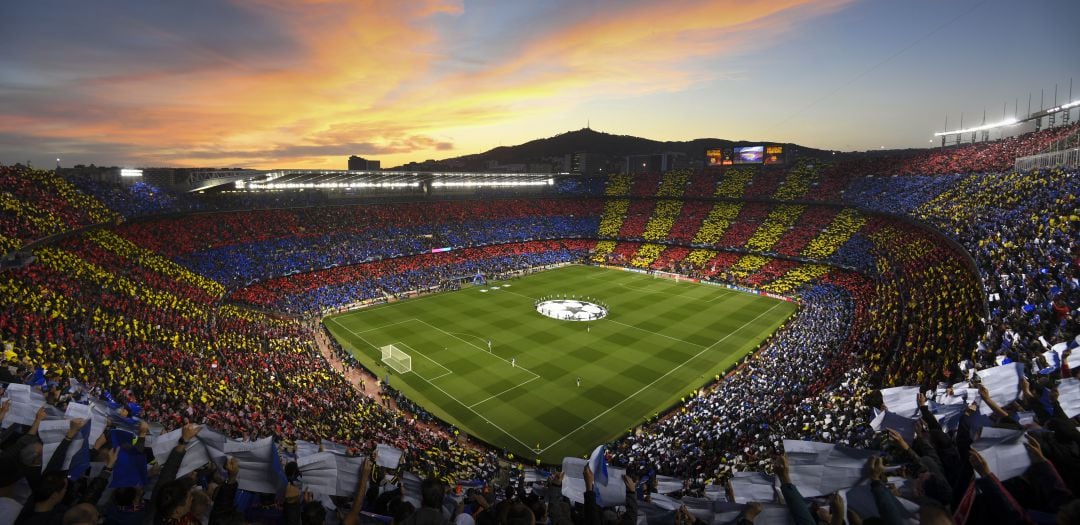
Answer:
0 0 302 86
0 129 454 168
183 135 458 160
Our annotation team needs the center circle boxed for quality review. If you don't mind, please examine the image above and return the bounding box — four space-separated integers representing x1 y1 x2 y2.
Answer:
535 299 608 322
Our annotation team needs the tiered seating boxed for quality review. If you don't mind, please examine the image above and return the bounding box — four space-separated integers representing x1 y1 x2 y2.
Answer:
691 202 742 245
11 154 1074 510
66 177 203 218
726 254 773 281
741 169 785 199
911 167 1079 378
118 199 603 288
590 240 617 262
629 243 666 268
685 168 717 197
742 204 805 253
725 204 806 278
716 202 771 247
892 123 1077 174
743 258 799 287
649 245 689 271
22 169 118 227
684 248 718 269
597 199 629 237
1 231 492 476
604 172 632 196
629 172 662 197
758 263 831 295
862 218 983 385
606 241 641 265
770 206 839 257
85 229 225 300
771 159 821 201
656 169 691 197
666 200 713 243
11 138 1080 521
0 166 118 253
800 208 866 260
695 251 741 278
0 192 66 253
714 167 754 198
843 174 963 215
641 199 683 241
616 199 655 238
232 240 596 312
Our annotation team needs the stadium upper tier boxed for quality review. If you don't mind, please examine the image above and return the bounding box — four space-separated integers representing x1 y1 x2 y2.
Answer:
0 126 1076 487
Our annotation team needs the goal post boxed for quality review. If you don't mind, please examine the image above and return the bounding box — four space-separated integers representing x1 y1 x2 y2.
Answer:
653 270 680 283
380 344 412 374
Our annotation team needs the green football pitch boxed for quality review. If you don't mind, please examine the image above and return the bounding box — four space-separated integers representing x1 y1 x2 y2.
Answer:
324 264 796 462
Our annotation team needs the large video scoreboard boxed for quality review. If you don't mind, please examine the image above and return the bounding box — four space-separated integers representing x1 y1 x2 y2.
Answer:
706 145 785 166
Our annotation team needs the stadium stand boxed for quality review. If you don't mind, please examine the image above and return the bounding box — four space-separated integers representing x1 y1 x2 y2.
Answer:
230 240 597 313
0 166 119 254
1 125 1078 522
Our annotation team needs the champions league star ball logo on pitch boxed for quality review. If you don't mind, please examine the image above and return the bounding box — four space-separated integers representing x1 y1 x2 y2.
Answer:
535 298 608 321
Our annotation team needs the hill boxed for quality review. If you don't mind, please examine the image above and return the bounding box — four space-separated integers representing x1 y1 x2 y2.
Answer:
390 128 825 171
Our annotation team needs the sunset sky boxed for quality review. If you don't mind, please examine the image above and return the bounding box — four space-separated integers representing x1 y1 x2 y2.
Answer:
1 0 1077 169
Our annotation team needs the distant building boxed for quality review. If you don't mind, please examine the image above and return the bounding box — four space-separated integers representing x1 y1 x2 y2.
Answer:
625 152 686 174
564 152 597 174
347 156 381 171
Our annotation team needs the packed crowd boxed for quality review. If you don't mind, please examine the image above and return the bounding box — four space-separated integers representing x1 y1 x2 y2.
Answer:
609 281 870 479
914 168 1080 380
641 200 682 242
231 240 596 314
614 200 654 238
664 201 713 244
871 122 1077 175
742 204 806 253
768 207 838 257
2 136 1077 522
691 202 742 246
629 172 662 198
656 169 692 197
0 222 494 488
0 166 119 255
65 176 204 218
117 199 602 289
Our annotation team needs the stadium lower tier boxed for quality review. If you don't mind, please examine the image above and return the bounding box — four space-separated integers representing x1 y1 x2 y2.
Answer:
108 195 900 301
217 206 983 390
230 240 598 313
9 165 1075 484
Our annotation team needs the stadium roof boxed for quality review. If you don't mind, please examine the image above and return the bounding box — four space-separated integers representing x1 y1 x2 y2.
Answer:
226 170 560 192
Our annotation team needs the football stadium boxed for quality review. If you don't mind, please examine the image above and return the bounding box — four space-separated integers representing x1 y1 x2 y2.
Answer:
1 2 1079 524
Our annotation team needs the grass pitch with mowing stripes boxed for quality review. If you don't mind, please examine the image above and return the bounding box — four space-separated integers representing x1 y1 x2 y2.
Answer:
324 265 796 462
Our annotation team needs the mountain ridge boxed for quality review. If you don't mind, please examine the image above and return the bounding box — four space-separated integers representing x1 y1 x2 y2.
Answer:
391 128 824 170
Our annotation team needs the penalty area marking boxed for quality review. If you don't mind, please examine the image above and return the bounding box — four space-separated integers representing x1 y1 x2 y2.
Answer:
327 317 453 381
328 316 536 451
394 341 453 380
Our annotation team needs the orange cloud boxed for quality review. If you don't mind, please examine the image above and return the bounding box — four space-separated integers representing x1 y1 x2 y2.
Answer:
5 0 850 168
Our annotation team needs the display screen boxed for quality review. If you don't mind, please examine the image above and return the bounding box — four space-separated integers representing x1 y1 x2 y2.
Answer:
764 145 784 165
733 146 763 164
706 149 724 166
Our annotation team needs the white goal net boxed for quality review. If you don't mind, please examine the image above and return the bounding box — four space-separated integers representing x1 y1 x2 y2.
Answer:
653 270 680 283
380 344 412 374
